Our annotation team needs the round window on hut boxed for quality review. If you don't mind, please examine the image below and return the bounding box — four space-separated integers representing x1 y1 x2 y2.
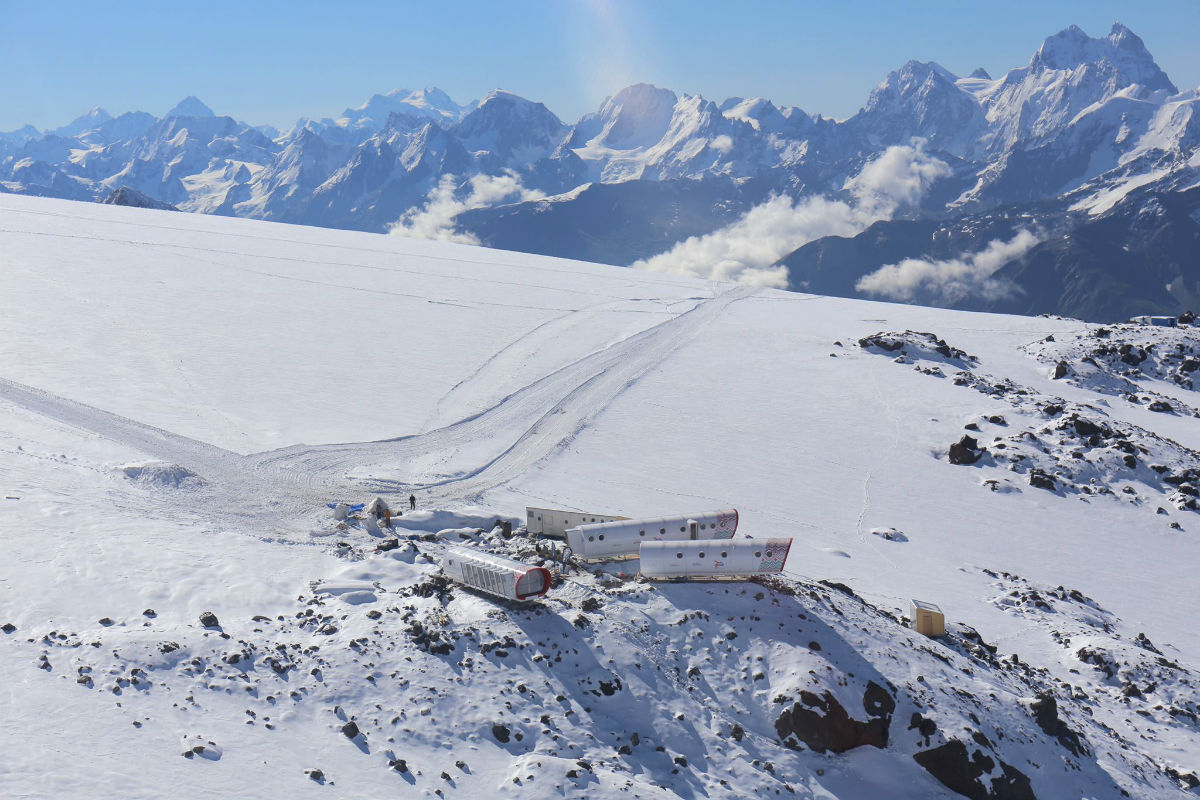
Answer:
676 552 683 559
698 552 705 558
755 551 762 558
639 530 645 537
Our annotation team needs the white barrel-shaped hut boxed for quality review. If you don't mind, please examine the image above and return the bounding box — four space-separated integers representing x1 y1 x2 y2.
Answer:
440 547 552 601
566 510 739 561
639 538 792 579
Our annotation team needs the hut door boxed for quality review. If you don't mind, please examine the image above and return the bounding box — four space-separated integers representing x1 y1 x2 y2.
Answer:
688 519 698 540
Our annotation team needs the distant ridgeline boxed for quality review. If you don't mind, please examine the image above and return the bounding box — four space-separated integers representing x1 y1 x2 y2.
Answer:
4 23 1200 321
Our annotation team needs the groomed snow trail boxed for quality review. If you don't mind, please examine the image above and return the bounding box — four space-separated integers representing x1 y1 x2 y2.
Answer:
0 285 755 533
248 284 755 505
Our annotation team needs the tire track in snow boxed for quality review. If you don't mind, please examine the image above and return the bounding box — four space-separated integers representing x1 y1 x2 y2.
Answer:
249 284 756 504
0 285 754 530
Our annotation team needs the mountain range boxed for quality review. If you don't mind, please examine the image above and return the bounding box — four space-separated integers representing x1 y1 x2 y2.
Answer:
3 22 1199 322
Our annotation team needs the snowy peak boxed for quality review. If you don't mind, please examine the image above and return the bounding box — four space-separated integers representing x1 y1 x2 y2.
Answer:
165 96 215 119
335 86 468 130
1030 23 1175 93
51 107 112 138
453 90 565 161
592 83 680 149
853 60 983 154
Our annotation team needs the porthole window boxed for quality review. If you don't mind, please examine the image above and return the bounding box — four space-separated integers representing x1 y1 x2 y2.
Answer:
755 551 762 558
639 530 645 537
680 526 686 532
598 534 605 541
676 552 683 559
721 551 728 558
660 528 666 534
700 524 707 530
588 535 595 542
698 552 705 558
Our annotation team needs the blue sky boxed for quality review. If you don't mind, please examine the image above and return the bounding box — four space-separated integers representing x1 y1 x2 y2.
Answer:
3 0 1199 132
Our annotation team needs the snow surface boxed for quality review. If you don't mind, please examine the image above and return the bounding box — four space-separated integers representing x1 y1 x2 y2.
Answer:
1 194 1198 798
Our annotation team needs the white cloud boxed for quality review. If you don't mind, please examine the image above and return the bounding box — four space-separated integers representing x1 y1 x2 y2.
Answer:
710 135 734 154
855 229 1039 302
389 171 545 244
632 139 950 288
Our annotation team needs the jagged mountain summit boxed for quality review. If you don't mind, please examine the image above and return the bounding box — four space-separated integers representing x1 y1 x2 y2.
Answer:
1 23 1198 321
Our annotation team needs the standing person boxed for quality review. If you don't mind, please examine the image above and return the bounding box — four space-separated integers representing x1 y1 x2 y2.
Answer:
409 494 416 511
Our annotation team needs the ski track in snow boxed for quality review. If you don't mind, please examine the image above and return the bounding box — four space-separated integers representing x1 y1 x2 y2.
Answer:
0 285 755 539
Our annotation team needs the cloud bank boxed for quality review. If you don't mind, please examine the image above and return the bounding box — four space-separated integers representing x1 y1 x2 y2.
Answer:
390 171 545 244
632 139 951 288
855 229 1039 303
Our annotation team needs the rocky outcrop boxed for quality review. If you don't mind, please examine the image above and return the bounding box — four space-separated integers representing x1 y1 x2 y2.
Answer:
775 680 895 753
913 739 1036 800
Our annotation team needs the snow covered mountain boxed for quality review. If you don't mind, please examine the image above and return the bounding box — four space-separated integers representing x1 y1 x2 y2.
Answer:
2 23 1200 321
2 192 1199 799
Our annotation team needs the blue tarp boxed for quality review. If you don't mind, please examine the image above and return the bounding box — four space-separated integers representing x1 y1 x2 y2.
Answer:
326 502 366 512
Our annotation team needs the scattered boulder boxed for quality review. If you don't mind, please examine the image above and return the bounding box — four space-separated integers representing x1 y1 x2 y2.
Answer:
949 435 985 466
341 721 359 739
199 611 220 629
1053 361 1070 379
492 723 511 744
2 623 16 634
1028 691 1086 756
1027 469 1056 491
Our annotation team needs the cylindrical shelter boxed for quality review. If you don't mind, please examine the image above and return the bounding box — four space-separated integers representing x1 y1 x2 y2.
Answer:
440 546 552 601
566 509 739 561
639 538 792 579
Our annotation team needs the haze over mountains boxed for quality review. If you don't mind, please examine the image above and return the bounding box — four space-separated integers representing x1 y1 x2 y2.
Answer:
4 22 1199 321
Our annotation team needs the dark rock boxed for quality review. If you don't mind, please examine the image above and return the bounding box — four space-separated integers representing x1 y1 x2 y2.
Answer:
99 618 114 626
306 768 325 783
1029 691 1086 756
730 724 744 742
341 721 359 739
1180 311 1197 325
1042 404 1063 416
909 712 938 741
775 681 894 754
913 740 1035 800
199 611 220 628
1 623 16 634
1028 469 1056 491
580 597 603 613
159 642 180 654
1147 400 1172 413
375 538 400 552
1072 417 1103 437
142 609 156 618
859 334 904 352
949 435 984 465
1053 361 1070 379
492 723 511 743
366 609 382 620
